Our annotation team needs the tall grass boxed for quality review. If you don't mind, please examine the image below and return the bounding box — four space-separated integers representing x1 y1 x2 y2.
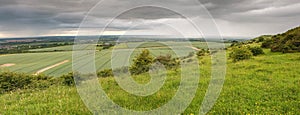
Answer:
1 49 300 114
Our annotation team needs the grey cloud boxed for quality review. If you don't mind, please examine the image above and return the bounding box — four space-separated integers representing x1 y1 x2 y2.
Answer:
0 0 17 7
115 6 183 19
0 5 55 21
0 6 58 32
199 0 300 19
0 0 299 37
53 12 86 24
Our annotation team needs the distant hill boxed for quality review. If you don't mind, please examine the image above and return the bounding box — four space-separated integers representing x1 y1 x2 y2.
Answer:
0 35 246 43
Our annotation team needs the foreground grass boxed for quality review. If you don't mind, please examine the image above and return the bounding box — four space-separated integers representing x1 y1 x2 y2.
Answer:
0 86 90 114
1 50 300 114
210 50 300 114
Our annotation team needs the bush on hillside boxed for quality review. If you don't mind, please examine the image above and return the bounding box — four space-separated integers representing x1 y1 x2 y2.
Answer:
230 40 239 47
261 39 273 48
154 54 180 70
0 72 53 94
248 46 265 56
0 72 31 93
265 26 300 53
97 69 113 77
102 45 113 50
257 37 265 43
97 67 130 77
30 74 56 89
229 47 253 62
60 72 93 86
196 49 206 57
60 72 75 86
129 49 154 75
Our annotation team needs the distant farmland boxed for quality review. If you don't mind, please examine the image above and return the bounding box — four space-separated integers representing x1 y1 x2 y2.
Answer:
0 42 224 77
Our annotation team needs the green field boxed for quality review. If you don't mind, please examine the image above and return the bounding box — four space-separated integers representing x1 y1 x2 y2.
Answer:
0 52 72 76
28 45 102 52
28 45 75 52
0 42 215 77
0 49 299 114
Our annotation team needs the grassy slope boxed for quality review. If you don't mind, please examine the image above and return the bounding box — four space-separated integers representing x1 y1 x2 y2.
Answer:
1 49 299 114
210 50 300 114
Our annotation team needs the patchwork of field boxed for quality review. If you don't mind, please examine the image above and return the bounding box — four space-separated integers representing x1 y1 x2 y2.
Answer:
0 52 72 77
1 42 224 77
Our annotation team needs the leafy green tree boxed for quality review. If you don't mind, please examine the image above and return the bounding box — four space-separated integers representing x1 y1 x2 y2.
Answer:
130 49 154 75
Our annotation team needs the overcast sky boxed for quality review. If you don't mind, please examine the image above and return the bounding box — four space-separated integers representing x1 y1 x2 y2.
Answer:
0 0 299 38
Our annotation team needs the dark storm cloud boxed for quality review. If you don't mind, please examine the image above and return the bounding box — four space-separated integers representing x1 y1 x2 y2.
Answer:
0 0 299 37
0 6 54 21
0 5 58 32
199 0 300 19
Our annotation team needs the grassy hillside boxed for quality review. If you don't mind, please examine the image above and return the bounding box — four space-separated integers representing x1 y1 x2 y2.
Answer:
0 49 299 114
253 26 300 53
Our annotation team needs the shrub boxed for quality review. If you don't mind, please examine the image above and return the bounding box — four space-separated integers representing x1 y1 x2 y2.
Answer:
102 45 113 50
30 74 55 89
229 47 253 62
60 72 75 86
248 46 264 56
154 54 180 70
97 69 113 78
0 72 31 93
60 72 95 86
281 45 292 53
265 27 300 53
0 72 53 94
129 49 154 75
97 67 130 77
196 49 206 57
257 37 265 43
230 40 239 47
261 39 273 48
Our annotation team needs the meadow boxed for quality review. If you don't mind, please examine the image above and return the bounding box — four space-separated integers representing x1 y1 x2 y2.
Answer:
0 47 299 114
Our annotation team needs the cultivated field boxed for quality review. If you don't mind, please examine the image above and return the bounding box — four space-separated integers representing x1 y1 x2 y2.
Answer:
0 42 221 77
